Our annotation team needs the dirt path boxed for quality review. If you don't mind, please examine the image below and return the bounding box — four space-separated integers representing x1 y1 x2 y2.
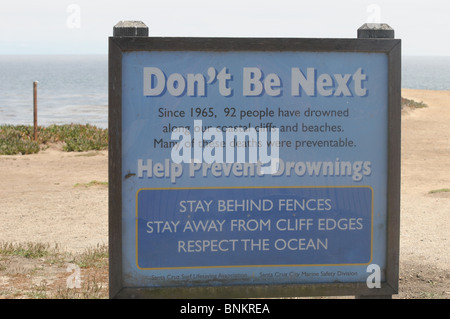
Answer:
0 146 108 253
400 89 450 270
397 89 450 298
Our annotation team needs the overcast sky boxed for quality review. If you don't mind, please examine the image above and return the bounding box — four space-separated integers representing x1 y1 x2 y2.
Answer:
0 0 449 56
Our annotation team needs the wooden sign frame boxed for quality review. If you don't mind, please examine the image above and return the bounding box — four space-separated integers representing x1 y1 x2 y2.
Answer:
108 26 401 299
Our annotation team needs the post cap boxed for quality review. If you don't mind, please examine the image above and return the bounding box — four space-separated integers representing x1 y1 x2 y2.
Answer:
357 23 394 38
113 21 149 37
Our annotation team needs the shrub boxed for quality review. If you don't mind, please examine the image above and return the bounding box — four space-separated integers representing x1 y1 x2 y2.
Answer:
0 124 108 155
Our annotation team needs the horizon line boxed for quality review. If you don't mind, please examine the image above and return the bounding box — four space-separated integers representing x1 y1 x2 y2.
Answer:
1 53 450 58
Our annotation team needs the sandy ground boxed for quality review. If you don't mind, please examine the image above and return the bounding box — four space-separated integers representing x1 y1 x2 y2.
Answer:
0 147 108 252
0 88 449 298
400 89 450 270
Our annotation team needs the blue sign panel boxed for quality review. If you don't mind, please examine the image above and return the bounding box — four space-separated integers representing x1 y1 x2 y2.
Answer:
120 50 388 287
136 186 373 269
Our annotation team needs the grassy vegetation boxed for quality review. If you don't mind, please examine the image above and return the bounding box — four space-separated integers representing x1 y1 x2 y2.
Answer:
74 180 108 188
0 125 40 155
429 188 450 194
0 242 58 259
401 97 428 109
0 124 108 155
72 244 108 269
0 242 109 299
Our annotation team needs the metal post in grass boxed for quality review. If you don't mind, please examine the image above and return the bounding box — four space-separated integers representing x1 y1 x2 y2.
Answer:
33 81 38 141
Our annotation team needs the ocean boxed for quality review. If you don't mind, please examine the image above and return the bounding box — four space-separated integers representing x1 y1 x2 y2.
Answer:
0 55 449 128
0 55 108 128
402 56 450 91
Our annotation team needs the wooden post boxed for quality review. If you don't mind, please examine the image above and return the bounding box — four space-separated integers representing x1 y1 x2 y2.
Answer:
356 22 398 300
113 20 149 37
33 81 38 141
109 20 149 299
357 23 394 39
